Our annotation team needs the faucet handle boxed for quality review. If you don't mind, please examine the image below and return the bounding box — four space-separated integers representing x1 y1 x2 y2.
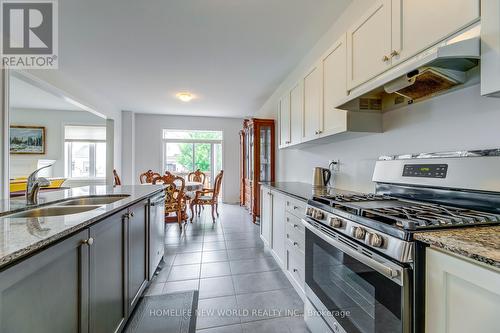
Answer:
38 177 51 187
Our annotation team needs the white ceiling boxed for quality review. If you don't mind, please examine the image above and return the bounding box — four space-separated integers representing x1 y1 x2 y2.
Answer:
10 76 85 111
59 0 351 118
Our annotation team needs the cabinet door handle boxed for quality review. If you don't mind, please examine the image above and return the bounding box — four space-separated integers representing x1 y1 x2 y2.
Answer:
82 237 94 246
293 224 298 228
293 242 299 247
382 55 390 62
390 50 400 57
123 212 134 219
293 268 298 273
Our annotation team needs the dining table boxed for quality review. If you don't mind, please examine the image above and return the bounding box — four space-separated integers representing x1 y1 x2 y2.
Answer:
142 180 203 192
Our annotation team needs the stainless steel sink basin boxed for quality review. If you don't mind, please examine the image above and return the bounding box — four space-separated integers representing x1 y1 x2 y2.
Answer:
56 195 130 206
7 205 102 218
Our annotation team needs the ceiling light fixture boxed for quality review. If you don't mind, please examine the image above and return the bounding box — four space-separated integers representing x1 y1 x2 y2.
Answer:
176 92 194 102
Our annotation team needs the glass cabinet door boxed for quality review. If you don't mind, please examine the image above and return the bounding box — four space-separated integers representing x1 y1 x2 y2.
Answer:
247 129 254 181
259 125 271 182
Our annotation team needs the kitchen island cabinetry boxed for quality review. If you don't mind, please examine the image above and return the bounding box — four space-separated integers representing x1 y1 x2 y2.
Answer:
127 202 148 310
425 247 500 333
0 230 90 333
0 188 163 333
89 208 128 333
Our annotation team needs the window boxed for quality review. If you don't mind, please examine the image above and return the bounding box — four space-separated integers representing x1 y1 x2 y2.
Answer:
64 125 106 178
162 130 223 187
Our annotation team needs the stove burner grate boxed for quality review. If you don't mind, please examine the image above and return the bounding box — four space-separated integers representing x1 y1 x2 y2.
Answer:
362 205 500 230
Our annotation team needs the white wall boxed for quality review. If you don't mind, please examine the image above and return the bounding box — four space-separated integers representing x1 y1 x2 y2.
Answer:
256 0 500 193
134 114 243 203
23 69 123 174
121 111 136 185
10 108 105 178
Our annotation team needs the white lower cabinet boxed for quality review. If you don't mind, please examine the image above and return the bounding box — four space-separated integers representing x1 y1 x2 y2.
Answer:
425 247 500 333
260 187 272 247
260 186 306 298
271 192 286 267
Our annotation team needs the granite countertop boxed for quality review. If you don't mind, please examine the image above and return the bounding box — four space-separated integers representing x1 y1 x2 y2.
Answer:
0 185 164 269
415 226 500 269
260 181 358 202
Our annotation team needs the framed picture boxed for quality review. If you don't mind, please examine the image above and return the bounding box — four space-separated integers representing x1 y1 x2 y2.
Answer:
10 126 46 154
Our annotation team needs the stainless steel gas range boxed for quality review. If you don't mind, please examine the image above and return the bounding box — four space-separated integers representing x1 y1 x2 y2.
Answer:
302 150 500 333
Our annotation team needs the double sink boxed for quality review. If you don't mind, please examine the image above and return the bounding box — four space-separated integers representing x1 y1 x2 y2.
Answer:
7 195 130 218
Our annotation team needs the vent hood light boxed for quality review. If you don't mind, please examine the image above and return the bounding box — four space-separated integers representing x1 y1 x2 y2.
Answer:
176 92 194 102
337 24 480 112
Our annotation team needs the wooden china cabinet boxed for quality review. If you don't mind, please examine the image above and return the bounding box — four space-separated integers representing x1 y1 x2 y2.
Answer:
240 118 275 223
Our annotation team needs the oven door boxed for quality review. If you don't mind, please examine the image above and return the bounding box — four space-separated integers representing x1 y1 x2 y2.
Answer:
303 218 412 333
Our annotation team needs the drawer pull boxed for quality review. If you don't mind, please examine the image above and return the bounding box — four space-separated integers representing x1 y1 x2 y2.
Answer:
293 224 298 228
293 268 298 273
82 237 94 246
293 206 298 210
293 242 299 247
286 217 290 222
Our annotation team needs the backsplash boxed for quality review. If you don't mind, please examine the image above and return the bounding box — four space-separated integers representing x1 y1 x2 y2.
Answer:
275 85 500 193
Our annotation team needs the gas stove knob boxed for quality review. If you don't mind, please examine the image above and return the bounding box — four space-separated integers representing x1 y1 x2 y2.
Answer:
329 217 343 228
306 207 314 217
368 233 384 248
352 226 366 240
313 210 325 220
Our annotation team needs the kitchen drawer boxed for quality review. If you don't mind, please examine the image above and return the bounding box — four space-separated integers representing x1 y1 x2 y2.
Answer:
287 248 305 291
285 212 305 234
285 197 306 218
286 225 305 254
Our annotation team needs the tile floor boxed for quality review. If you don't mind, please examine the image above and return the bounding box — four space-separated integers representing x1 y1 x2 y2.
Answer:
144 203 309 333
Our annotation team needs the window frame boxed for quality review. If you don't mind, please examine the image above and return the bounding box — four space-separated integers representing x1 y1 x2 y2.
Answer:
161 129 223 187
64 125 106 179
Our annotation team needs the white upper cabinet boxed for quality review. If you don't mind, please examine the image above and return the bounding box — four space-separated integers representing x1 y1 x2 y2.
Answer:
391 0 480 65
347 0 479 90
278 93 291 148
302 64 322 141
321 34 348 137
289 81 304 145
347 0 392 90
481 0 500 97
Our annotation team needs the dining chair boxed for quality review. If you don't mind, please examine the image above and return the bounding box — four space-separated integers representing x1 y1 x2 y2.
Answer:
185 169 207 204
152 172 187 227
113 169 122 186
187 169 207 185
139 170 161 184
190 170 224 223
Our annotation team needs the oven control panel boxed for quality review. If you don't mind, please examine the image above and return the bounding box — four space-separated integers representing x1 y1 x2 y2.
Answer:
402 164 448 178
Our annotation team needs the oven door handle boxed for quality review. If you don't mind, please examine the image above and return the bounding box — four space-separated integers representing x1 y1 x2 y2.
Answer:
302 219 404 285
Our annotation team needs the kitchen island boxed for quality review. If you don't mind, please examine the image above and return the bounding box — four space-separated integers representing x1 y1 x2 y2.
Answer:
0 185 165 333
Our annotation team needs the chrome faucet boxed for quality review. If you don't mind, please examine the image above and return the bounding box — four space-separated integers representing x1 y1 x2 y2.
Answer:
26 165 52 205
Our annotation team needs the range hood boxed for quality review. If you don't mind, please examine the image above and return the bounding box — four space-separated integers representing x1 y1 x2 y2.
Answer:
337 25 481 112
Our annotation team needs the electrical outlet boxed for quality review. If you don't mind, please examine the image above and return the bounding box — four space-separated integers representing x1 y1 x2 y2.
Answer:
328 159 340 172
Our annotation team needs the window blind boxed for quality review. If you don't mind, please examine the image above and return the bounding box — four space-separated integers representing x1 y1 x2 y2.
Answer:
64 125 106 141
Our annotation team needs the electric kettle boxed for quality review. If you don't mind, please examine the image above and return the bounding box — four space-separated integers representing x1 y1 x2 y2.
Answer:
312 167 331 187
